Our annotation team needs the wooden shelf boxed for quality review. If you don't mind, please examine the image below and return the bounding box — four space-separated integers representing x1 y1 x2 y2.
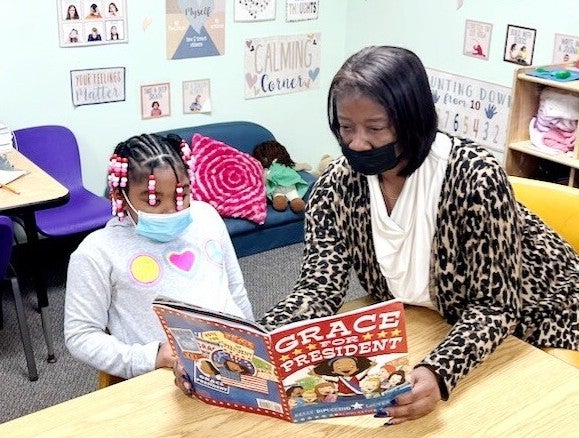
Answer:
505 63 579 188
509 141 579 169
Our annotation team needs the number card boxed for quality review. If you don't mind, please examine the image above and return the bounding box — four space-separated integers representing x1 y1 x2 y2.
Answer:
426 68 512 153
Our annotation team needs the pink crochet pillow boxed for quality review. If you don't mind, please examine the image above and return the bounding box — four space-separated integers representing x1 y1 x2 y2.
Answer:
190 133 267 224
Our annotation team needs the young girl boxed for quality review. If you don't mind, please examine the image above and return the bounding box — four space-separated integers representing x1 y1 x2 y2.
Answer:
64 133 254 379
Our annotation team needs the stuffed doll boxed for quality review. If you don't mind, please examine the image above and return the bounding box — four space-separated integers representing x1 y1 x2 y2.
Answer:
252 140 310 213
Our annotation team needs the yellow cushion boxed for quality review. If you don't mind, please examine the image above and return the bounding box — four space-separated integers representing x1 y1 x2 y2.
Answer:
98 371 125 389
509 176 579 368
509 176 579 252
542 347 579 368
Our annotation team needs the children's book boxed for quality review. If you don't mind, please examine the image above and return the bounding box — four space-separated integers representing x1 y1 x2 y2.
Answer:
153 297 412 423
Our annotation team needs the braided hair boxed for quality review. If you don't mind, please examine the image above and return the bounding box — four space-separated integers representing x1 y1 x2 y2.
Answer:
108 133 193 219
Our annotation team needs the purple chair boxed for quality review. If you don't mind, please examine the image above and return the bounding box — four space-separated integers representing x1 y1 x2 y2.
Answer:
12 125 111 237
0 216 38 381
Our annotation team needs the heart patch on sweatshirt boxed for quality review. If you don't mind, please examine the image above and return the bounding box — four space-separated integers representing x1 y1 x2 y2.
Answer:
168 250 195 272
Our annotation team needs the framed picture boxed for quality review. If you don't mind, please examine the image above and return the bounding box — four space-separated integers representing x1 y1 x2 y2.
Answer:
57 0 128 47
503 24 536 66
463 19 492 60
140 83 170 120
183 79 211 114
552 33 579 64
286 0 319 22
234 0 276 22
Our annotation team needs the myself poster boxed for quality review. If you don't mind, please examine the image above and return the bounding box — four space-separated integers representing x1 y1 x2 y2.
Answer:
166 0 225 59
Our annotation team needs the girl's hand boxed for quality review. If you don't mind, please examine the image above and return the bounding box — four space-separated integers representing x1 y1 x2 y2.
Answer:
155 342 176 369
173 360 194 397
379 366 442 425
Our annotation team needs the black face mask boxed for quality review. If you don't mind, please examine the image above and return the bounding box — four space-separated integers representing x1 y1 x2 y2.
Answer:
340 140 401 175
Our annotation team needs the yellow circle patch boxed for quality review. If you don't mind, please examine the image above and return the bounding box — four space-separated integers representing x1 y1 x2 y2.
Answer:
131 255 160 284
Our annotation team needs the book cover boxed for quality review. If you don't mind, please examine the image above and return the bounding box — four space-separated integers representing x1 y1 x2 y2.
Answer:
153 298 411 423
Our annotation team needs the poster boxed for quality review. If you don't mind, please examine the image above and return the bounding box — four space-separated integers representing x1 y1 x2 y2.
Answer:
286 0 319 22
141 83 171 120
244 33 321 99
166 0 225 59
234 0 276 22
57 0 128 47
426 68 512 152
552 34 579 64
503 24 536 66
70 67 126 106
183 79 211 114
463 20 492 60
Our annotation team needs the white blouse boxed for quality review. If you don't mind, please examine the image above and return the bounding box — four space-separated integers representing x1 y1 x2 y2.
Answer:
367 132 451 309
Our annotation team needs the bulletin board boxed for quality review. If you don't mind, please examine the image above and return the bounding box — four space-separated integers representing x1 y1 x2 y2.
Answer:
426 68 512 152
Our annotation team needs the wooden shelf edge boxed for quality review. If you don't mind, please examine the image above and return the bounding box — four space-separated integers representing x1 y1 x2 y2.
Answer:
508 141 579 169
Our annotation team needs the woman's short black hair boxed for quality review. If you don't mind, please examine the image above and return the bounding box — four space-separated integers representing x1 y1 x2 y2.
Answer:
327 46 438 176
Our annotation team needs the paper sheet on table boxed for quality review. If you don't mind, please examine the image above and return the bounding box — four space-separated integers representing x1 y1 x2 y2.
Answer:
0 169 27 185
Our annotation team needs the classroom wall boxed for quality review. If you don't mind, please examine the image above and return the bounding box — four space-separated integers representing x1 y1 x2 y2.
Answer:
346 0 578 161
0 1 347 194
1 1 576 194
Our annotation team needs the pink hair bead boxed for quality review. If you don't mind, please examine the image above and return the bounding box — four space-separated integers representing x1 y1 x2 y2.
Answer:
175 183 184 211
148 174 156 206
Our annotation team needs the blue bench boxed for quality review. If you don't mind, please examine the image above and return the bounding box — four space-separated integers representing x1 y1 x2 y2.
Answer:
155 121 316 258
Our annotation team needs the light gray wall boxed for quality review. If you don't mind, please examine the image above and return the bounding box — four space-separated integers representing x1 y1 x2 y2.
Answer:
0 1 346 194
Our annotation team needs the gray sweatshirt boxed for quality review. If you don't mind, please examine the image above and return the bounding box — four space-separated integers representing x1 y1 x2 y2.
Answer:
64 201 254 378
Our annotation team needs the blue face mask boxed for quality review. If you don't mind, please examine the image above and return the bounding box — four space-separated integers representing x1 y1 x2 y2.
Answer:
135 209 192 243
123 192 192 243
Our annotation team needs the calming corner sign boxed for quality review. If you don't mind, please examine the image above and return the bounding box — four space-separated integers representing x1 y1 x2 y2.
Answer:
244 33 321 99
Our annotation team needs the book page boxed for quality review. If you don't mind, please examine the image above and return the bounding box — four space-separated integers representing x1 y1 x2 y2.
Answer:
153 302 291 422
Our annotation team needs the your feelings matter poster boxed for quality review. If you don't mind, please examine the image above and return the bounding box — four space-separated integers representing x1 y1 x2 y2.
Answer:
166 0 225 59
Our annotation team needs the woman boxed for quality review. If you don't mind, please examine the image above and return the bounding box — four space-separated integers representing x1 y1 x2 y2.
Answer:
87 27 101 42
65 4 79 19
109 25 119 40
174 46 578 424
108 2 119 16
86 3 102 19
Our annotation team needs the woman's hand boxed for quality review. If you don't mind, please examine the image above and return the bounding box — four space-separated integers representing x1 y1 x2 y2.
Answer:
380 366 442 425
173 360 194 397
155 342 176 369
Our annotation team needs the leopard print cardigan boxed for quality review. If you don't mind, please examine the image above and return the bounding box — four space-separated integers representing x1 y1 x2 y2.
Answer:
259 135 579 399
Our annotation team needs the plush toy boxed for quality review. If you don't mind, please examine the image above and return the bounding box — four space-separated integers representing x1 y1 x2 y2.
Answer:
313 154 334 178
252 140 310 213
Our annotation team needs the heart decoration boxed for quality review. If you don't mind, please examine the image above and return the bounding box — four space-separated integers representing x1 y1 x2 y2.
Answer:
245 40 253 49
245 73 258 88
308 67 320 81
168 250 195 272
238 0 271 19
178 0 215 33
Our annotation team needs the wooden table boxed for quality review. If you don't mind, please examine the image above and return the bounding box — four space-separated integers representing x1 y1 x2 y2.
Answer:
0 149 69 362
1 303 577 437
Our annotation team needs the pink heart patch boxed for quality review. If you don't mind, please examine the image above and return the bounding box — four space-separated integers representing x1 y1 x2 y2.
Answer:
168 251 195 271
